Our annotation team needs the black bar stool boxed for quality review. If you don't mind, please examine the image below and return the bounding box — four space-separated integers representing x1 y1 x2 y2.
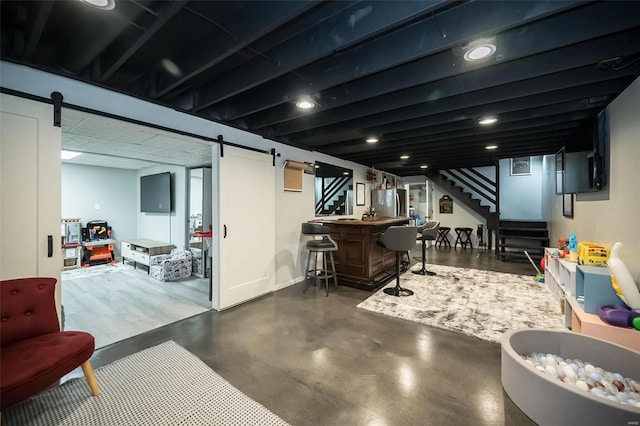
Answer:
378 225 418 297
454 227 474 249
413 220 439 276
301 222 338 296
435 227 451 248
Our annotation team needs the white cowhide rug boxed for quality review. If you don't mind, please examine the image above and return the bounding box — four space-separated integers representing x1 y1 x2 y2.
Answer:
357 263 565 343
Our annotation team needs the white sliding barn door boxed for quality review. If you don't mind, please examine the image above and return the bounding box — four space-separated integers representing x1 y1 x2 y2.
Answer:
214 145 275 309
1 94 62 309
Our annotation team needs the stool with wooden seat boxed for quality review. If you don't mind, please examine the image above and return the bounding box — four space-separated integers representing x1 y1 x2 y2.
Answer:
413 220 439 276
454 227 474 249
378 225 418 297
435 227 451 248
301 222 338 296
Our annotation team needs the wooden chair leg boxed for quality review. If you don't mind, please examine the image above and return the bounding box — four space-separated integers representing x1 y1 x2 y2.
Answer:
81 360 100 396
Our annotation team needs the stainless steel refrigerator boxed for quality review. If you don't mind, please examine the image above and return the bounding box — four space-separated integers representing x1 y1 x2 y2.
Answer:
370 189 407 217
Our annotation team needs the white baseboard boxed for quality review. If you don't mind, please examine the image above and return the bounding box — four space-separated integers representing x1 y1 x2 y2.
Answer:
275 276 305 291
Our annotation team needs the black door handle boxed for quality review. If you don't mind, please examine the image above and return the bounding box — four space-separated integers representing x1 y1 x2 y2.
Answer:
48 235 53 257
223 225 227 238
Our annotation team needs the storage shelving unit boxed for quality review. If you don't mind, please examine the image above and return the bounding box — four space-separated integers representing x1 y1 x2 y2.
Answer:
121 239 175 274
544 247 639 352
61 218 82 270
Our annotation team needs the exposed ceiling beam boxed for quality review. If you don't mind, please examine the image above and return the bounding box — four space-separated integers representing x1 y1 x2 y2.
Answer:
24 0 53 59
259 29 640 136
290 77 630 146
100 0 187 82
352 135 570 165
191 0 448 110
327 115 588 158
151 0 322 99
368 141 569 173
372 142 564 170
220 0 626 121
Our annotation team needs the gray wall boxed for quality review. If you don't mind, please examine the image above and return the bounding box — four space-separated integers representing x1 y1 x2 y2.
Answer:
61 163 137 257
137 166 187 249
499 155 544 220
544 76 640 281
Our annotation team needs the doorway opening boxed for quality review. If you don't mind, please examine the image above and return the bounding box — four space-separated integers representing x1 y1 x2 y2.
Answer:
59 107 213 349
408 183 429 224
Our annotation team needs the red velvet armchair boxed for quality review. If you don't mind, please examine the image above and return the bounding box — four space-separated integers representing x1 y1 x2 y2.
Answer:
0 277 100 411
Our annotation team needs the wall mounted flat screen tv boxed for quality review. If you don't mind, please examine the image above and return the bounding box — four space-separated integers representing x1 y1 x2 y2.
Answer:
564 151 592 194
560 109 609 194
140 172 172 213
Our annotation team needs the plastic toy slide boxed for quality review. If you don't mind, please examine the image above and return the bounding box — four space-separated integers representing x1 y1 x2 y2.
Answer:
608 242 640 312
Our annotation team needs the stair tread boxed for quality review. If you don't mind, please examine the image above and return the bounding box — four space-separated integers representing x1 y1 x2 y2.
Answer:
500 220 547 225
499 229 549 234
433 171 497 224
499 235 550 240
500 227 547 232
499 239 548 245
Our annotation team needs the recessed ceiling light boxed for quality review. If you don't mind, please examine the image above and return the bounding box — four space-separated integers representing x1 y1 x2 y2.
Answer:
61 150 82 160
295 99 315 110
80 0 115 10
420 165 428 169
160 58 182 77
365 137 379 143
463 39 496 62
478 116 498 125
343 171 350 176
485 145 498 150
400 155 410 160
314 164 320 169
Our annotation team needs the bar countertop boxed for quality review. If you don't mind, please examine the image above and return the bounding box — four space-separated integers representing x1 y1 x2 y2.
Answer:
313 217 409 226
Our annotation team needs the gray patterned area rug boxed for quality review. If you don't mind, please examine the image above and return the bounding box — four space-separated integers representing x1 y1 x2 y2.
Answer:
4 341 290 426
358 264 565 343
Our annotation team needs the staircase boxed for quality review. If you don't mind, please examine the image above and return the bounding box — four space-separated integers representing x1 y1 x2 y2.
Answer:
322 190 348 215
316 182 352 215
497 220 549 262
426 169 499 239
427 168 550 263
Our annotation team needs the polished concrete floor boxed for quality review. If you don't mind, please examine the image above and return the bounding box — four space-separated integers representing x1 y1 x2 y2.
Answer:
90 247 537 425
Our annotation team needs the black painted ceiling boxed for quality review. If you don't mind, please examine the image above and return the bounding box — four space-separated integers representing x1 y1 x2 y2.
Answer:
2 0 639 175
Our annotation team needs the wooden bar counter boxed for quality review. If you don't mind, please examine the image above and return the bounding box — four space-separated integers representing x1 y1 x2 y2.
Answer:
314 217 410 290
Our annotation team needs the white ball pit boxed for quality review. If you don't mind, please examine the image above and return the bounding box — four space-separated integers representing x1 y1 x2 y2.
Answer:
501 329 640 425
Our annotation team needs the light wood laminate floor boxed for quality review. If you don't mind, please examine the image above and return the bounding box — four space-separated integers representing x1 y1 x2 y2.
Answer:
62 262 210 349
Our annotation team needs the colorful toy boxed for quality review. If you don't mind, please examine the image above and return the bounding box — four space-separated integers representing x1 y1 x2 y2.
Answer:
524 250 545 283
558 237 568 251
608 242 640 312
568 233 578 262
578 242 609 266
598 305 640 329
540 256 545 272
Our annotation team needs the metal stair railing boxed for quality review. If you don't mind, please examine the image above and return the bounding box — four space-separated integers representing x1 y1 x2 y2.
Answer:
315 176 351 215
444 168 497 211
427 166 500 249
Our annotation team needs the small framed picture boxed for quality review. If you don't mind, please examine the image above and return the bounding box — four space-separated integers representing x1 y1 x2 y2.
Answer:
356 182 366 206
511 157 531 176
563 193 573 218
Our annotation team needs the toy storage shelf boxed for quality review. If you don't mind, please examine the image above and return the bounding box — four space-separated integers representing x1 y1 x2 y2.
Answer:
566 295 640 352
575 264 623 314
62 244 82 270
543 248 574 327
545 247 639 351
